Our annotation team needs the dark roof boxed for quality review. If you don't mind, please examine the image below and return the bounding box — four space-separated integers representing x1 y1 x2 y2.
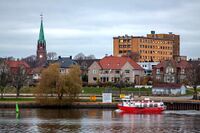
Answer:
57 57 77 68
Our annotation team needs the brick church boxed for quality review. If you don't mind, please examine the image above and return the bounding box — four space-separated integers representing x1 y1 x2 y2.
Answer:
36 14 47 66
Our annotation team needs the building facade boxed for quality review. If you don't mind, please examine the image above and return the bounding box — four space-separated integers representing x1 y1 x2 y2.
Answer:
88 56 144 85
152 84 186 95
138 62 159 76
113 31 180 62
36 15 47 66
153 59 190 84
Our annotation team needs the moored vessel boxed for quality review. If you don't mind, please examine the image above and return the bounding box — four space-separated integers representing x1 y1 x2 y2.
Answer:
118 96 166 114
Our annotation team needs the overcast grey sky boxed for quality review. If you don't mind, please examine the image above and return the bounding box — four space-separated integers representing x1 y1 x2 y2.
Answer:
0 0 200 59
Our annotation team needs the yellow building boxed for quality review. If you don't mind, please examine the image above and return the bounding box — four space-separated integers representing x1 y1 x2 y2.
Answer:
113 31 180 62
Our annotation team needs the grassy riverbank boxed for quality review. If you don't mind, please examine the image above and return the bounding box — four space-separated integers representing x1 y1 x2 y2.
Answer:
0 98 35 102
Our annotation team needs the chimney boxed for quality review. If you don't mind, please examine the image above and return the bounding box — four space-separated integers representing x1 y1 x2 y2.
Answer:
69 56 72 59
151 30 155 34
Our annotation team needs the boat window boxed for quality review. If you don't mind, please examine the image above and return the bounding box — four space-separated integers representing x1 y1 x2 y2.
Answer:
154 104 158 107
144 104 147 107
149 104 153 107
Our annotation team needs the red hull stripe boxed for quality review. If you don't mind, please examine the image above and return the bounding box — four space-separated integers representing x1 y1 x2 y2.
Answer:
118 105 165 114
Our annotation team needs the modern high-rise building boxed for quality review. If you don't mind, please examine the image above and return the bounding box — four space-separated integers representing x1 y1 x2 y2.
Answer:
113 31 180 62
36 14 47 66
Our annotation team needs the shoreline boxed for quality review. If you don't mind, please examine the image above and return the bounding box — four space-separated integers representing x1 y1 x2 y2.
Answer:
0 101 200 110
0 102 118 109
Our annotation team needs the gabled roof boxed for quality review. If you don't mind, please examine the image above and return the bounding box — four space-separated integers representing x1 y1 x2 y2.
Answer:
6 60 30 68
6 60 32 75
177 60 190 68
99 56 143 70
155 59 189 69
75 59 100 69
57 57 77 68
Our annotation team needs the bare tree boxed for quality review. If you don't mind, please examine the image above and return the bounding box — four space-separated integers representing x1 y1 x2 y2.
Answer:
186 61 200 99
23 55 37 68
0 61 11 98
74 53 85 60
12 65 30 97
47 52 57 60
86 55 96 59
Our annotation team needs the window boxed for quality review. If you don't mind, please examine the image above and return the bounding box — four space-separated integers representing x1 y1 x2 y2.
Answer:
156 69 160 74
115 70 120 74
125 77 130 82
156 76 161 80
125 70 130 73
93 77 97 81
181 69 185 74
166 67 174 74
93 70 98 74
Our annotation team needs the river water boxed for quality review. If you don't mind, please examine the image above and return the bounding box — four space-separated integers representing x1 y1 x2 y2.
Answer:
0 109 200 133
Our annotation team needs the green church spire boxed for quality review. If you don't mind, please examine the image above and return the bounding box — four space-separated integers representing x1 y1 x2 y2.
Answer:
38 14 45 43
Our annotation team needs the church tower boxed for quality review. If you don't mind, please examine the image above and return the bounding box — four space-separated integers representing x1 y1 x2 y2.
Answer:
36 14 47 65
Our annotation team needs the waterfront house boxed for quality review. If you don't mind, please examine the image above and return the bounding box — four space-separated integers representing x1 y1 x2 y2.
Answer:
152 83 186 95
56 56 77 74
88 55 144 85
153 59 190 84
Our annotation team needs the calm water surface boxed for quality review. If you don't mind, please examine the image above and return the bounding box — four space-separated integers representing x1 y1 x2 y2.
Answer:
0 109 200 133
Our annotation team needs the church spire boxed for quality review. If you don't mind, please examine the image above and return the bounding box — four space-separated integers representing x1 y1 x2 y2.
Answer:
38 14 45 43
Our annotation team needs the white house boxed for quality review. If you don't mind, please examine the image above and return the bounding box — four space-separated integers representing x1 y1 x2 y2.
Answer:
138 62 159 75
152 83 186 95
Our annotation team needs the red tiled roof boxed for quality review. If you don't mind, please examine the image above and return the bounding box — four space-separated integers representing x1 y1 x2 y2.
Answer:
6 60 30 68
99 56 143 70
154 59 189 69
6 60 32 74
177 60 190 68
153 83 183 88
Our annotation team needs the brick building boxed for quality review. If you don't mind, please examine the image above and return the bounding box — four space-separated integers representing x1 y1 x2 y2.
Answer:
152 59 190 84
36 14 47 66
113 31 180 62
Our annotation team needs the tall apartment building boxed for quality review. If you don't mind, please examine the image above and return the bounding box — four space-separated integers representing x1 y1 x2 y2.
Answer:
113 31 180 62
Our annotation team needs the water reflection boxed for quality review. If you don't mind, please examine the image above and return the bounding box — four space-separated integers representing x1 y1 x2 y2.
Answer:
0 109 200 133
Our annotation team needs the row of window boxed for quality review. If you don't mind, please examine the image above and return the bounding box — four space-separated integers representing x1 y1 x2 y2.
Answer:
119 39 131 43
140 56 171 60
119 45 131 48
139 50 172 55
140 45 172 50
98 77 130 82
156 68 185 74
92 70 130 74
119 50 131 54
140 39 173 44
